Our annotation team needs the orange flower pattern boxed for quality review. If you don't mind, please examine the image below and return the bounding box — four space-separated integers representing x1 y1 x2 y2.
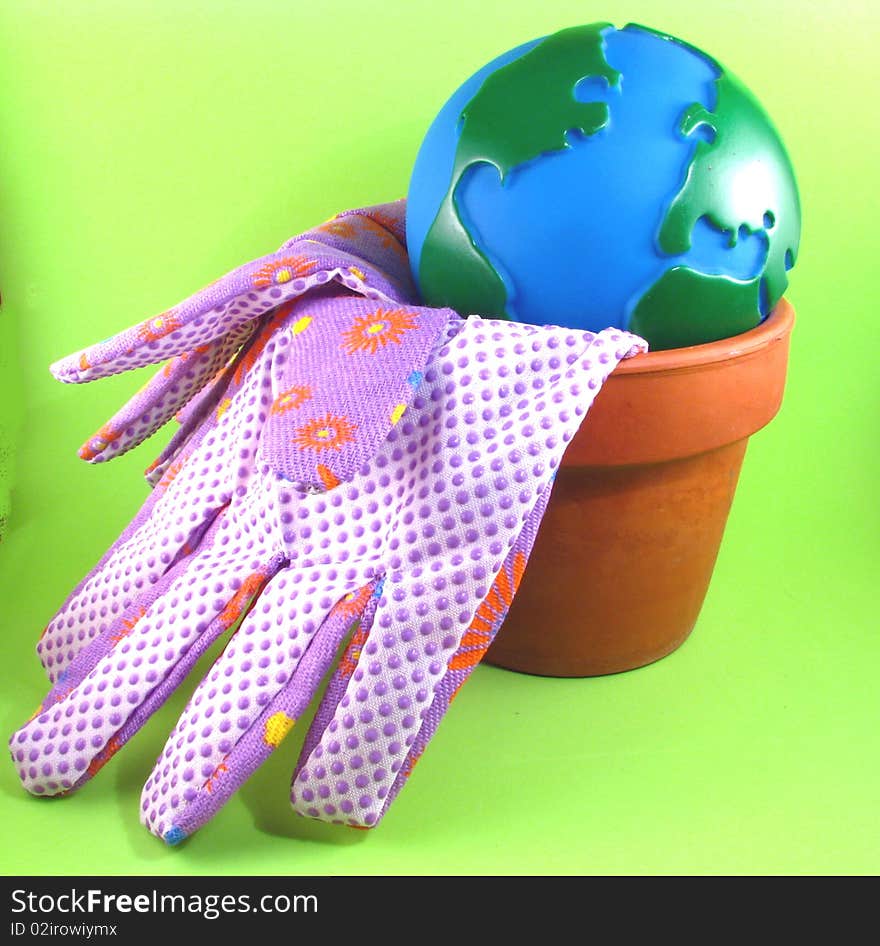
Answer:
251 255 313 289
231 303 289 385
341 308 417 355
110 607 147 645
217 572 269 631
337 620 370 681
291 413 357 453
359 215 406 255
87 736 122 778
78 422 121 461
363 207 406 242
335 584 374 623
316 463 340 490
156 458 185 493
317 218 358 240
144 456 160 475
135 310 182 345
203 757 229 794
270 384 313 416
448 551 527 675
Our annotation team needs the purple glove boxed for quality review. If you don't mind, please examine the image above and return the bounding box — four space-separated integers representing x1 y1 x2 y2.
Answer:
10 203 647 843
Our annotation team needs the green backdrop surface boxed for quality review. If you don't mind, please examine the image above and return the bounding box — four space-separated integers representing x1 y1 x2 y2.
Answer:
0 0 877 875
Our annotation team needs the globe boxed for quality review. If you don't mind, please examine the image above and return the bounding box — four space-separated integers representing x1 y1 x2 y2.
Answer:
406 23 801 350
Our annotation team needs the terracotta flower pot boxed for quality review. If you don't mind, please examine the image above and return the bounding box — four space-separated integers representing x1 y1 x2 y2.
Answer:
486 299 796 677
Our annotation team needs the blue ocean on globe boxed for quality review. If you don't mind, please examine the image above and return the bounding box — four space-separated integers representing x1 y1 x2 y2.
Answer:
406 23 799 348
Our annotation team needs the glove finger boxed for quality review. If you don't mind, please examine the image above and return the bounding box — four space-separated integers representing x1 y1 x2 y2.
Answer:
77 318 257 464
38 428 231 683
142 370 230 487
292 581 385 781
39 493 221 685
141 568 382 844
50 217 416 386
382 483 552 812
10 506 286 797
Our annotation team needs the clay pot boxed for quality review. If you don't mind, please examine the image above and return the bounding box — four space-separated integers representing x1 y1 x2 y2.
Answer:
486 299 795 677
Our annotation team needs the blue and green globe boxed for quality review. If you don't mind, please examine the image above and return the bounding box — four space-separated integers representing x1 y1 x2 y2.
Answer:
406 23 801 350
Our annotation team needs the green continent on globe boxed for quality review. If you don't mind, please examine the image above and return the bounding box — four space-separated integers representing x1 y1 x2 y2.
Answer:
418 23 619 318
637 66 801 345
629 266 761 350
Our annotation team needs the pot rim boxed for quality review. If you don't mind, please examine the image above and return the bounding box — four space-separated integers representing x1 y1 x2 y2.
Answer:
617 298 795 375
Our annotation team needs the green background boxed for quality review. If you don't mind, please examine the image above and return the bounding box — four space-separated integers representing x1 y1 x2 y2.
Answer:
0 0 877 875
